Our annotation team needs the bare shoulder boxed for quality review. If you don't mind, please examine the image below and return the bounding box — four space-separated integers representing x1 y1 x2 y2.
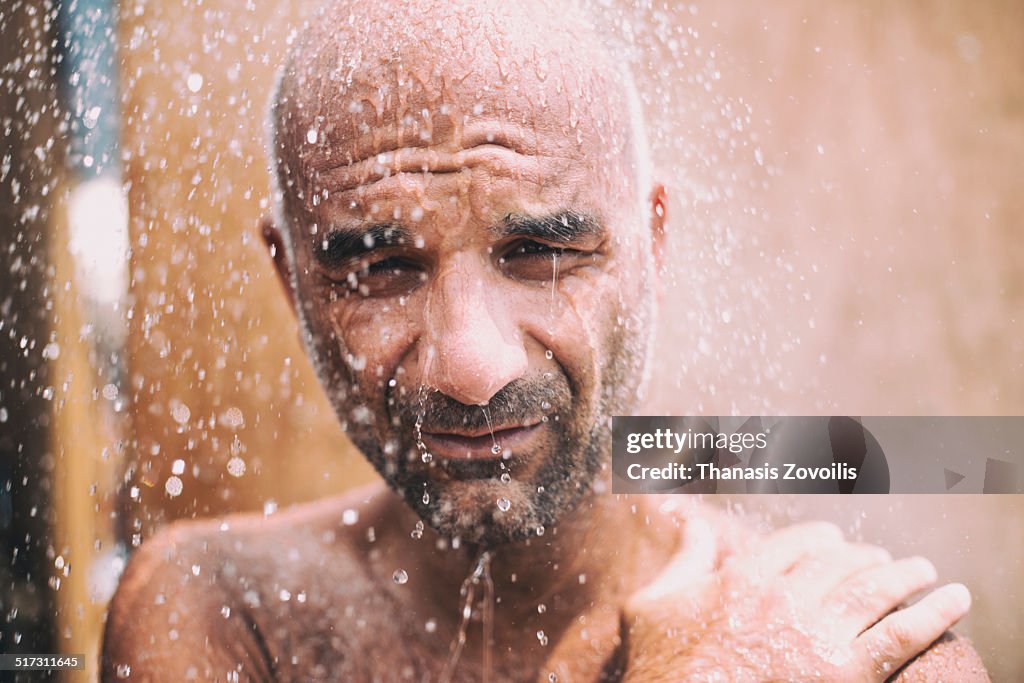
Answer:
101 513 273 682
102 486 382 682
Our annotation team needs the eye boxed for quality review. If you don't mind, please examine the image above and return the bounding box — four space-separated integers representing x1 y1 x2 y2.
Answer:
498 240 585 281
329 256 426 298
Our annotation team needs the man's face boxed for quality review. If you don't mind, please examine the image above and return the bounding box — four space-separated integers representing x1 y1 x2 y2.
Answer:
274 18 660 545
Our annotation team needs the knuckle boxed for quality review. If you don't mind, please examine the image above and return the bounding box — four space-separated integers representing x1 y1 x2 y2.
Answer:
840 584 877 615
884 618 916 652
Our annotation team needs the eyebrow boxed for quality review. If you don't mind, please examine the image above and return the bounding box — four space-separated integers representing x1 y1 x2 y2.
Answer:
495 211 604 243
312 210 603 267
313 223 414 268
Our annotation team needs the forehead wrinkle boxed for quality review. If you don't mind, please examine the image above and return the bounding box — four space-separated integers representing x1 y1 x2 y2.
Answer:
273 0 648 234
318 146 568 196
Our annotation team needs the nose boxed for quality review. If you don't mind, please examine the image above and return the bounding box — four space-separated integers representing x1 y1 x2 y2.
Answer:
418 260 528 406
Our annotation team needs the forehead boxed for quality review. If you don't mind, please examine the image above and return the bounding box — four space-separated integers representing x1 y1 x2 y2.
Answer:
274 1 639 210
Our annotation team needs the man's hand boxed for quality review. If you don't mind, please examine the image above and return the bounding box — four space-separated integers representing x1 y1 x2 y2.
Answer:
621 520 973 682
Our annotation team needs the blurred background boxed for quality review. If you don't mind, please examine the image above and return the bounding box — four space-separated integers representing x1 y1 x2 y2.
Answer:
1 0 1021 680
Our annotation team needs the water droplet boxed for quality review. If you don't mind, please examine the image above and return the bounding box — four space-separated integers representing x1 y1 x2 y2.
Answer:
341 508 359 526
500 473 511 484
306 128 318 144
421 491 430 504
411 521 424 539
491 443 501 455
425 618 437 633
263 500 278 516
116 664 131 679
220 605 231 619
536 525 545 536
186 73 203 93
496 497 511 512
540 400 551 411
171 459 185 475
537 630 549 646
544 349 553 360
393 569 409 584
548 673 558 682
170 401 191 425
421 451 433 463
226 456 246 477
537 603 546 614
164 476 183 497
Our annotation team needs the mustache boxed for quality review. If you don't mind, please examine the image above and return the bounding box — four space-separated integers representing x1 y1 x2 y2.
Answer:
393 375 572 433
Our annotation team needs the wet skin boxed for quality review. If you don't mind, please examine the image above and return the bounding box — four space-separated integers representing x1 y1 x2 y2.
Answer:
101 487 989 682
103 0 989 680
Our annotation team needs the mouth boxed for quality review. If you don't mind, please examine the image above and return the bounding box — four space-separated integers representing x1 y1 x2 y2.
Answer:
420 422 543 460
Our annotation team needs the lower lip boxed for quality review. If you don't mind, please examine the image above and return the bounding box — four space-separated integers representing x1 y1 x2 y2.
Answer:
420 423 542 460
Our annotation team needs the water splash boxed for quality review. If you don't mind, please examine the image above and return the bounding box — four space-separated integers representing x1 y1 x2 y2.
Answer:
438 550 493 683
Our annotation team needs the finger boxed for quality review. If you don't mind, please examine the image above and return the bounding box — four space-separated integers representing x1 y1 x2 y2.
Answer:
785 543 892 599
826 556 937 636
748 521 844 576
630 515 716 604
855 583 971 680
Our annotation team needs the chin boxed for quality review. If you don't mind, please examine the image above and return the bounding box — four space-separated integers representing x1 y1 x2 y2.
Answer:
404 477 568 547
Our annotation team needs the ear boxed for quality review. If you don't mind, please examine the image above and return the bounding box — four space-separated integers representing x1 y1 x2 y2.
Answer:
261 215 297 314
648 183 668 300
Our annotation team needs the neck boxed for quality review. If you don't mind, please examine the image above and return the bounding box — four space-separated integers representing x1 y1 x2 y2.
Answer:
367 483 671 647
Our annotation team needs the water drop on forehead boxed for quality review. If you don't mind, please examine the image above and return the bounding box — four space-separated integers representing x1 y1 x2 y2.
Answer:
496 497 511 512
393 569 409 584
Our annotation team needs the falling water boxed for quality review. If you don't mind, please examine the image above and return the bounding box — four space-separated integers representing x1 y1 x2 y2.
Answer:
415 384 433 463
549 251 559 308
479 405 501 456
438 550 494 683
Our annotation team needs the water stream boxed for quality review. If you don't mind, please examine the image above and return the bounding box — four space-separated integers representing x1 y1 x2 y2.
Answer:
438 550 495 683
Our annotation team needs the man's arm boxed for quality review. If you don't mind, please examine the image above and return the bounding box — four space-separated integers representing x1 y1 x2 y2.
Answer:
101 522 275 683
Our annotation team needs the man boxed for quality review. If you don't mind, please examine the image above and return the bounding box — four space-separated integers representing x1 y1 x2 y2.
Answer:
102 0 989 680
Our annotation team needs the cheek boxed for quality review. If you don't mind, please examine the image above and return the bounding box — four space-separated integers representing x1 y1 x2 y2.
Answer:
541 268 620 393
324 296 421 388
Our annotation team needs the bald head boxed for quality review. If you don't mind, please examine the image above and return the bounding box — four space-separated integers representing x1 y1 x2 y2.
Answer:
269 0 651 234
